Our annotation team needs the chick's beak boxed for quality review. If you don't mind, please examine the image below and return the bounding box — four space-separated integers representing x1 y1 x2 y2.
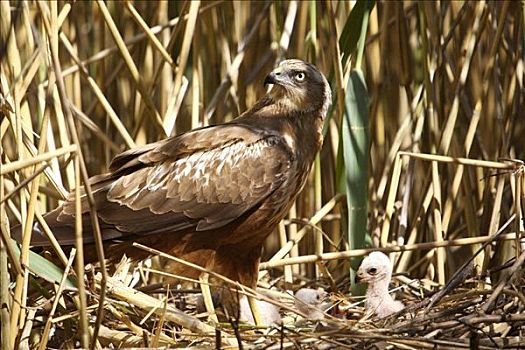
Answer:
354 272 362 284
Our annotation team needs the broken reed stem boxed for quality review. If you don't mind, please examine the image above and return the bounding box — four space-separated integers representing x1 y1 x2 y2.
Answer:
260 232 519 270
314 154 323 278
514 171 523 255
381 153 403 247
199 272 219 324
288 203 299 276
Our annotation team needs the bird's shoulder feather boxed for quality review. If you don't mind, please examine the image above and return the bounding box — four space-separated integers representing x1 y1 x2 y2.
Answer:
56 123 295 240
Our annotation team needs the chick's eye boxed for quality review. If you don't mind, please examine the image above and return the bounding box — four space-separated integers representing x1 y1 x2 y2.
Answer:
295 72 306 82
367 267 377 275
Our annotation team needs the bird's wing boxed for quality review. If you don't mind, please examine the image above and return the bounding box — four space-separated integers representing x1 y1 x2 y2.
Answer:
45 124 293 244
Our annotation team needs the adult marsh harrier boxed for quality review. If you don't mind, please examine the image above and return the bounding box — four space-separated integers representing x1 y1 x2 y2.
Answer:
14 59 331 294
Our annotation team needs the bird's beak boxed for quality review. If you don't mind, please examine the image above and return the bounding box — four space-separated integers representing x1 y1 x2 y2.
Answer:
264 66 285 86
264 72 277 86
354 273 362 284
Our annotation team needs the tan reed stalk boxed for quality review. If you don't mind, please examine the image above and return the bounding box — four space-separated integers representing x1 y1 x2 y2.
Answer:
38 248 76 350
260 232 520 270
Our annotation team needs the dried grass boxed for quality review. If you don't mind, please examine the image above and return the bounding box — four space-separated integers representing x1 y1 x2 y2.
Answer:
1 1 524 349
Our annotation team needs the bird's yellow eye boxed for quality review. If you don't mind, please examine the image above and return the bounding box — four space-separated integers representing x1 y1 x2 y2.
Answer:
295 72 306 82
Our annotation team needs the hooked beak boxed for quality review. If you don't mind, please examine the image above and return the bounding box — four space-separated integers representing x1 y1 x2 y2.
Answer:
264 66 286 86
264 72 278 86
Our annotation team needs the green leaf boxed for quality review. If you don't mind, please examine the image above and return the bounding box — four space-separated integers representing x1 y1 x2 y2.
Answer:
12 239 77 290
339 0 376 66
342 69 370 288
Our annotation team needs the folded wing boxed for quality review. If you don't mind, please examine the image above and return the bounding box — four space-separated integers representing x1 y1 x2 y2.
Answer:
28 124 293 246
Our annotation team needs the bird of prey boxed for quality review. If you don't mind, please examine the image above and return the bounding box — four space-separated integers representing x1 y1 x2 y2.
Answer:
14 59 331 295
356 252 404 318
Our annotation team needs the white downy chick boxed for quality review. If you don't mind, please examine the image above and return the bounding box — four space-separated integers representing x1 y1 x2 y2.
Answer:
294 288 332 320
239 295 281 325
357 252 404 318
195 293 281 326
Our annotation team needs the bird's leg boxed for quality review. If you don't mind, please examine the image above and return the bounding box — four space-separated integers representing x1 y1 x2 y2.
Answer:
199 272 218 323
245 247 264 327
214 243 265 325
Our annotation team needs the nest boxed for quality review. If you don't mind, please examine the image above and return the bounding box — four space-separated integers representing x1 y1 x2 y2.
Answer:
20 249 524 350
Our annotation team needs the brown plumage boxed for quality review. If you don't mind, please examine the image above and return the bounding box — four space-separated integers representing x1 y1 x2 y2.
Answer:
14 59 331 290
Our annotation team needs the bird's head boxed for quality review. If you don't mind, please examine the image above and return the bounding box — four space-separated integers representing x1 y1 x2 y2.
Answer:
264 59 331 117
356 252 393 284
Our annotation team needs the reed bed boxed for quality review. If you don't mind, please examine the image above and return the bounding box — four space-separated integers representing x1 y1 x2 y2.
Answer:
1 1 524 349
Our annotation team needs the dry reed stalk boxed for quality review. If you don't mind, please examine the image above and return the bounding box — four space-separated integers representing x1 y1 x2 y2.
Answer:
198 272 219 324
97 325 145 348
42 3 108 345
2 1 524 348
381 152 403 247
0 144 77 175
441 102 480 233
37 248 76 350
59 33 136 148
150 289 168 348
92 273 238 347
398 152 520 170
40 2 221 87
124 2 177 73
103 303 174 346
431 160 445 284
95 1 164 135
133 243 311 319
260 193 344 279
0 126 11 350
260 232 519 270
163 1 200 136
